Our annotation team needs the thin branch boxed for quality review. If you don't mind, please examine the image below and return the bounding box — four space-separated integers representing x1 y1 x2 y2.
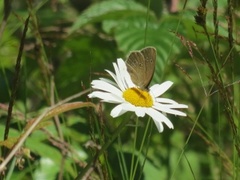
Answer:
3 16 30 156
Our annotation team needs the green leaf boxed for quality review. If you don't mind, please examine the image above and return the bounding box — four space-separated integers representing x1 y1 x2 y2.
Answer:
33 157 59 180
113 16 183 79
25 131 77 178
141 157 167 180
69 0 153 34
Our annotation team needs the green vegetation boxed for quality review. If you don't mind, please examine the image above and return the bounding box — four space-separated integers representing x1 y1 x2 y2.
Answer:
0 0 239 179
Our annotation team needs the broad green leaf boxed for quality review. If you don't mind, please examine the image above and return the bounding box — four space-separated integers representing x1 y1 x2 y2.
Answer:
69 0 154 34
26 131 77 177
113 16 183 79
141 157 167 180
33 158 59 180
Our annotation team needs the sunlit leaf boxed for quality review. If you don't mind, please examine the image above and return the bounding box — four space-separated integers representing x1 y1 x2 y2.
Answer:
69 0 155 34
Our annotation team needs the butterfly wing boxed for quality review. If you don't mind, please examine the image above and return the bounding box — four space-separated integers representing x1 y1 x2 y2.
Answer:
140 47 156 88
126 51 146 88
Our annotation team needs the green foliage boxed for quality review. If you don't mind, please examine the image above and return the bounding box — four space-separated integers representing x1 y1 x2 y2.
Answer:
69 0 151 33
70 0 185 78
0 0 240 179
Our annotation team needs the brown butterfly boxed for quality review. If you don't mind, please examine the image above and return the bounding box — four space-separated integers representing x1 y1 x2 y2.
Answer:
125 47 156 90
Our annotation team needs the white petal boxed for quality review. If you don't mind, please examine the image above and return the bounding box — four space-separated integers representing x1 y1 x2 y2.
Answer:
105 69 116 80
113 60 127 90
120 102 138 113
156 98 189 110
99 77 117 87
155 102 188 109
106 60 125 91
114 102 146 117
104 69 117 83
110 104 127 117
89 91 123 103
135 107 146 117
109 68 123 91
154 102 188 116
153 103 186 116
117 59 135 88
91 80 122 96
106 70 125 92
150 81 173 97
116 58 136 89
117 59 130 89
152 107 185 116
124 72 135 88
145 108 174 132
152 119 164 133
155 98 178 104
117 58 127 77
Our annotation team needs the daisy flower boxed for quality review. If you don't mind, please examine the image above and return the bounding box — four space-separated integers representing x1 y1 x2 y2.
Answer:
88 58 188 133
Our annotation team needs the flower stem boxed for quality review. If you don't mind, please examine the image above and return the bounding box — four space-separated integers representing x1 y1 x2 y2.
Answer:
130 116 139 180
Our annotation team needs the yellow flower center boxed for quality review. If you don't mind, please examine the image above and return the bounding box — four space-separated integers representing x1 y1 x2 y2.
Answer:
123 87 153 107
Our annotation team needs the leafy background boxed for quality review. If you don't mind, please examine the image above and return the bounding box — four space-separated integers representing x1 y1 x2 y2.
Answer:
0 0 240 179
